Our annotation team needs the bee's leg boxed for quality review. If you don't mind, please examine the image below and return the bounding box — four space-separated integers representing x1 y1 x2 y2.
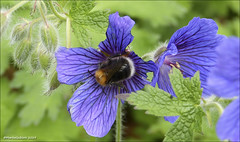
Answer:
113 82 129 93
122 84 129 93
87 69 95 76
82 69 95 82
102 87 107 96
110 53 121 58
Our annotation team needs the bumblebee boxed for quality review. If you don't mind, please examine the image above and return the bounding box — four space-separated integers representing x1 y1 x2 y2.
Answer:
95 55 135 86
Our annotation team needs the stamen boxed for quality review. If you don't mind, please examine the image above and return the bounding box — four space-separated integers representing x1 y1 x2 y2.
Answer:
100 50 110 57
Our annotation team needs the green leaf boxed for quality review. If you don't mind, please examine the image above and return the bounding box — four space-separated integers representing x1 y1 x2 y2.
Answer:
0 39 13 75
3 103 113 141
194 107 219 141
3 111 89 141
70 0 109 48
164 106 204 141
10 70 72 126
169 68 202 104
128 86 182 116
1 78 18 137
127 67 204 141
164 113 193 141
192 106 204 134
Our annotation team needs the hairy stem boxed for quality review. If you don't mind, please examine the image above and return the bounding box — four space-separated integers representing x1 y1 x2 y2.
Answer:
31 14 55 25
37 1 48 27
27 24 33 40
66 17 71 48
48 1 66 20
116 99 122 142
205 110 212 127
5 0 29 15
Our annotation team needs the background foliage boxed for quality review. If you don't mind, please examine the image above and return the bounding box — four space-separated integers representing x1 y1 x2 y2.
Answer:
1 0 239 141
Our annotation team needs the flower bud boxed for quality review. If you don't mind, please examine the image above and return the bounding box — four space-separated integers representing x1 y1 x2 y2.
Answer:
142 42 168 62
43 64 60 96
10 23 28 44
48 70 60 91
40 23 58 53
14 39 34 65
38 48 52 72
30 48 40 72
40 1 48 15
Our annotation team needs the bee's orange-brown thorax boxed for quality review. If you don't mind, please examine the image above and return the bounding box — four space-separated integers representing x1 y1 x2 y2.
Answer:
95 69 107 86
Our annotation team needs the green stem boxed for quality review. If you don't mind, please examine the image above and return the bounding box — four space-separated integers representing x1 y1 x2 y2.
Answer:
213 96 220 102
37 1 48 27
31 14 55 25
27 24 33 40
116 99 122 142
48 1 66 20
5 0 29 15
90 136 97 141
205 110 212 127
66 17 71 48
141 52 153 61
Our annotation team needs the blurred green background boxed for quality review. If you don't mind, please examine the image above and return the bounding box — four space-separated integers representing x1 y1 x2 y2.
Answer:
1 0 239 141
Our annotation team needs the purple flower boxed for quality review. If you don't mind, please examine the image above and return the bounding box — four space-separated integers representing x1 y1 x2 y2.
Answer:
216 98 239 141
208 37 240 98
208 37 239 141
55 12 156 137
151 17 224 123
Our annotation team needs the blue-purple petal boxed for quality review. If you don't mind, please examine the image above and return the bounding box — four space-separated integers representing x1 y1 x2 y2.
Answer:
164 116 179 123
67 78 118 137
151 17 224 123
122 51 157 93
208 37 240 98
152 43 178 87
58 11 158 138
129 51 157 79
167 17 224 97
153 17 224 98
157 64 176 97
216 98 240 141
168 17 222 49
155 43 178 67
55 47 106 85
158 64 178 123
124 75 148 93
98 12 135 56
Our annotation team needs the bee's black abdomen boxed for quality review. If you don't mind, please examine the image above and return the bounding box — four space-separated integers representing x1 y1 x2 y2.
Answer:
110 62 131 83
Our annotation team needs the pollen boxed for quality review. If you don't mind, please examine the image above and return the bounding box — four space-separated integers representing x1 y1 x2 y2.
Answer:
170 62 181 69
